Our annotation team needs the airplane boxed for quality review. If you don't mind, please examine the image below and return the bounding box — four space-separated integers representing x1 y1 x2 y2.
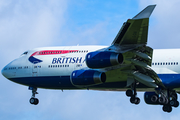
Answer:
1 5 179 113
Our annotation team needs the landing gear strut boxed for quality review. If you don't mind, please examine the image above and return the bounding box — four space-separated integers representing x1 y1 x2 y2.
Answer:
29 86 39 105
126 82 140 105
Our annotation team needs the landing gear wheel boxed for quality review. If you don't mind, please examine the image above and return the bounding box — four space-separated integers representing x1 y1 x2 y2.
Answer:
163 105 172 113
158 96 166 104
30 98 35 104
130 97 140 104
29 98 39 105
174 101 179 108
130 96 135 104
167 106 172 113
151 95 158 103
134 97 140 105
34 98 39 105
164 97 169 105
169 100 179 107
126 89 133 97
170 100 175 106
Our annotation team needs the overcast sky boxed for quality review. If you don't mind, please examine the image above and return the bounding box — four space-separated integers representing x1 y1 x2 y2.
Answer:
1 0 180 120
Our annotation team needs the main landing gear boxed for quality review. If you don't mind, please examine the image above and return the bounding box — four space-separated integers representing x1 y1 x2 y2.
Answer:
149 89 179 113
29 87 39 105
126 82 140 105
128 85 179 113
156 90 179 113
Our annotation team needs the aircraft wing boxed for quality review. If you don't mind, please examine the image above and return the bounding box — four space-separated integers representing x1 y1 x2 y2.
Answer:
111 5 156 46
103 5 165 88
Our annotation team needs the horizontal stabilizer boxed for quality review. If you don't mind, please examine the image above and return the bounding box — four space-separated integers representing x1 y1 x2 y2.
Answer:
133 5 156 19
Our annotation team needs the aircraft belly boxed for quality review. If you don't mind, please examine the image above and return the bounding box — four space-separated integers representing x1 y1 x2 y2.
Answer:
9 75 150 90
9 76 76 89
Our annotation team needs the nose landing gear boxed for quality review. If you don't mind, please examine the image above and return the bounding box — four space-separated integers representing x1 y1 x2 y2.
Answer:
29 86 39 105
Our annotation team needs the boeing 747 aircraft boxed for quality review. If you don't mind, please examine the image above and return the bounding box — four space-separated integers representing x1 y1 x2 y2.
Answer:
1 5 179 113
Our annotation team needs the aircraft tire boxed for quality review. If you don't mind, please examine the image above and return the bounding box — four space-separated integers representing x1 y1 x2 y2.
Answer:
170 100 175 106
158 96 166 104
29 98 39 105
164 97 169 105
163 105 172 113
151 95 158 103
134 97 140 105
126 89 133 97
167 106 172 113
130 96 135 104
30 98 35 104
174 101 179 108
34 98 39 105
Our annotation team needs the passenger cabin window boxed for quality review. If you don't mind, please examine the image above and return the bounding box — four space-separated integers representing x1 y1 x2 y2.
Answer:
152 62 179 66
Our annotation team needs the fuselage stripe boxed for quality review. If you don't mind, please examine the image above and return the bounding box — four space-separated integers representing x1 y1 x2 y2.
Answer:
30 50 79 57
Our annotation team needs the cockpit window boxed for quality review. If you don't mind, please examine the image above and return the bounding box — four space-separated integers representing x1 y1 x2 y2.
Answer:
21 51 28 55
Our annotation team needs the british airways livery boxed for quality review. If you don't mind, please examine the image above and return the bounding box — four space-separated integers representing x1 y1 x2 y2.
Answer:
2 5 179 113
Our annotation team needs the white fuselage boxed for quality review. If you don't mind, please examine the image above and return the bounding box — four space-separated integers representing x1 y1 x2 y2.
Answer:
152 49 180 74
2 46 180 91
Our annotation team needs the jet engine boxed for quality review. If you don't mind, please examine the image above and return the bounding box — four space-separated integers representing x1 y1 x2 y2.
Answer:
70 70 106 86
85 51 123 68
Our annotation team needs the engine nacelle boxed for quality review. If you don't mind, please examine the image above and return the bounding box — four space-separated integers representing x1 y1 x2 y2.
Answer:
70 70 106 86
85 51 123 68
144 92 159 105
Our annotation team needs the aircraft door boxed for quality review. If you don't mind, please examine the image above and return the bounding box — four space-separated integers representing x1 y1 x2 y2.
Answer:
32 62 39 76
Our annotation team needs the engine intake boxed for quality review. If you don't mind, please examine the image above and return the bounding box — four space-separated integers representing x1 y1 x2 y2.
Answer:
70 70 106 86
86 51 123 68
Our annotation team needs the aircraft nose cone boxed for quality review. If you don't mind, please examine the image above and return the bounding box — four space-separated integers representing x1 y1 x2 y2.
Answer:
1 66 8 78
1 67 6 77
